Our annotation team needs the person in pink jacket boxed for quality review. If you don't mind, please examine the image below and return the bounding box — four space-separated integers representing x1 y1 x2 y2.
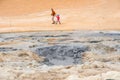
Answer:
56 14 61 24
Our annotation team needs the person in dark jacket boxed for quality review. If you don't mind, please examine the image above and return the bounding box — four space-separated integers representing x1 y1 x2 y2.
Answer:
51 8 56 24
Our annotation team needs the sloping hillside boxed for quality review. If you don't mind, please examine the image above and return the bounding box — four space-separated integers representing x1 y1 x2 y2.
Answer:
0 0 120 32
0 0 119 16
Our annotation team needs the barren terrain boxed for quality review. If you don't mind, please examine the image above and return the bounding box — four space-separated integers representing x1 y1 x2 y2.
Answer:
0 0 120 32
0 31 120 80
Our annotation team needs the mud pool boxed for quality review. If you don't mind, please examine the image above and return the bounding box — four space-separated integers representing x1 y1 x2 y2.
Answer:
0 31 120 66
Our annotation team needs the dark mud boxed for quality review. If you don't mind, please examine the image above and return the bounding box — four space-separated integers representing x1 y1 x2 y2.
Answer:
36 45 88 65
0 31 120 66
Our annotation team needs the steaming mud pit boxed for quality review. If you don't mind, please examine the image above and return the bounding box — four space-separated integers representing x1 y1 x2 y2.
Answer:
0 31 120 80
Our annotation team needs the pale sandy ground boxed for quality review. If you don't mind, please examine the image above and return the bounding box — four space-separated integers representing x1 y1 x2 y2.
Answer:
0 31 120 80
0 0 120 32
0 50 120 80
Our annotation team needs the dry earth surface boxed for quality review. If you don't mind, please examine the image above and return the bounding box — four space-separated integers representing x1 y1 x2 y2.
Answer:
0 0 120 80
0 0 120 32
0 31 120 80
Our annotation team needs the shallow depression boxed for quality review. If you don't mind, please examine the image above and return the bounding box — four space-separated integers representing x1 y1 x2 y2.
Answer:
36 45 88 66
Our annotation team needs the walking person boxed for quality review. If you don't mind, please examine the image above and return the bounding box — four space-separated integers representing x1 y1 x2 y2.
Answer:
56 14 61 24
51 8 56 24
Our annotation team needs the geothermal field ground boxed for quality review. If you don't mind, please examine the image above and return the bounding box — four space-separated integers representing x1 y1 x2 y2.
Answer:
0 0 120 80
0 31 120 80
